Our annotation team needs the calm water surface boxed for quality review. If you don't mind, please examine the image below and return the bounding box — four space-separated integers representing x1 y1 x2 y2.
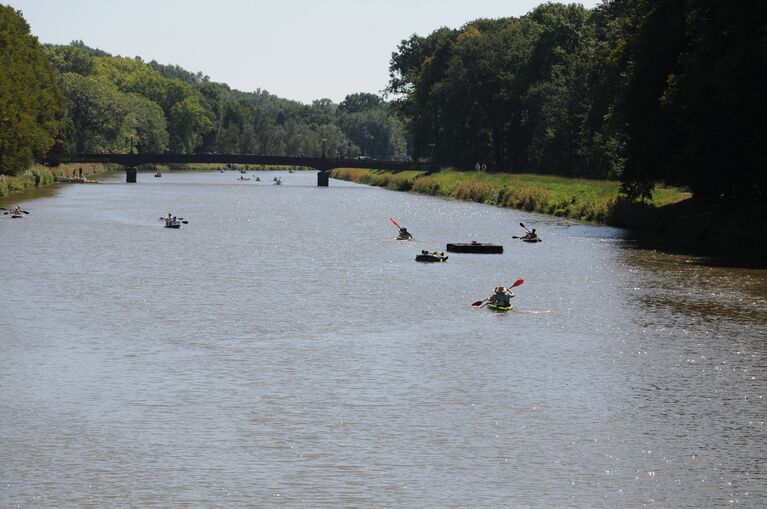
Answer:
1 171 765 508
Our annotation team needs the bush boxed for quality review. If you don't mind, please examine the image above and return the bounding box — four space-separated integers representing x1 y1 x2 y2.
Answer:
455 180 496 203
412 176 441 195
387 175 413 191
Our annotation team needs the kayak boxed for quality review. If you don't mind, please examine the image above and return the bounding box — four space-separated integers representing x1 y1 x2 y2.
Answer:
11 214 23 219
397 235 412 241
487 303 513 312
154 173 162 177
164 223 181 229
415 251 448 262
522 237 542 243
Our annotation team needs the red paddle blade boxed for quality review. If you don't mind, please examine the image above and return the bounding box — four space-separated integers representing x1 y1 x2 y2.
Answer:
510 278 524 288
471 300 485 306
390 217 401 229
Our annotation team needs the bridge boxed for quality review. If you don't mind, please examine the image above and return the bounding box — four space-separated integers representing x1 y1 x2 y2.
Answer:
43 153 436 186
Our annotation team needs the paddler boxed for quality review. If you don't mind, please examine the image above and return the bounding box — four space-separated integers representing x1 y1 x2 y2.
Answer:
488 286 514 307
522 228 538 241
398 227 412 239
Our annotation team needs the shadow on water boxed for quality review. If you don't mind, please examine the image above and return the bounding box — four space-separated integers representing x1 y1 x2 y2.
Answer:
0 182 62 210
609 197 767 269
616 243 767 327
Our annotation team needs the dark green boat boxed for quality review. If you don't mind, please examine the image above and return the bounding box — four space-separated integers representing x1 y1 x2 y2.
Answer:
487 303 513 312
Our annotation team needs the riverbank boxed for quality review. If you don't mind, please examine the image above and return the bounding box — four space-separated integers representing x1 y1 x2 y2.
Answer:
0 163 117 198
330 168 765 266
330 168 689 224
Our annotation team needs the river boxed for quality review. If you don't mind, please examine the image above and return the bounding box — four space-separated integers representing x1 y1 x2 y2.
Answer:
1 170 765 508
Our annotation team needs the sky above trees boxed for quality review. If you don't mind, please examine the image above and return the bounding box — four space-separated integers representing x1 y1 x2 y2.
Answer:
7 0 598 104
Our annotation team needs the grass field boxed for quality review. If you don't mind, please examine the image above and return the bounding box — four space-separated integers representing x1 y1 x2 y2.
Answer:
330 168 691 225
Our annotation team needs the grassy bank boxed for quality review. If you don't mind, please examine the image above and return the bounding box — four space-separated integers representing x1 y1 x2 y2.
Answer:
330 168 689 225
0 163 118 198
0 166 56 198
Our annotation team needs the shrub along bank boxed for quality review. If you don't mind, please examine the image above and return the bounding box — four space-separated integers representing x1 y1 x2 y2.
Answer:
0 163 117 198
0 166 55 198
330 168 688 225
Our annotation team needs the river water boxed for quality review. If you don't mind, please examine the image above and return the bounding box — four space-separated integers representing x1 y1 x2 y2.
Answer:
1 170 765 508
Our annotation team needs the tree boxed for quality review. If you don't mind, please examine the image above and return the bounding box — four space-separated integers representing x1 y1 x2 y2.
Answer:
613 0 686 198
61 73 129 152
663 0 767 201
168 96 213 153
45 44 95 76
338 93 383 114
0 6 64 174
124 93 169 153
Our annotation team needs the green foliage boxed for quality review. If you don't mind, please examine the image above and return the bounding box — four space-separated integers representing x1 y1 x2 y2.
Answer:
0 5 65 175
40 42 404 159
124 93 169 153
388 1 767 203
337 103 406 159
46 44 95 75
331 169 689 226
61 73 130 152
0 165 56 197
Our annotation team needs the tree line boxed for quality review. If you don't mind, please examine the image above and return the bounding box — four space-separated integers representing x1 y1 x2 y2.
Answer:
387 0 766 201
0 5 406 176
2 2 765 203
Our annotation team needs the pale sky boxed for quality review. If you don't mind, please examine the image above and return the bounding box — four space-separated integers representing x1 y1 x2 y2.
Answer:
8 0 600 104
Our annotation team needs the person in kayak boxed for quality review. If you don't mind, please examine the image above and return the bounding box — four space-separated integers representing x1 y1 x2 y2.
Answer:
398 227 412 239
522 228 538 241
488 286 514 307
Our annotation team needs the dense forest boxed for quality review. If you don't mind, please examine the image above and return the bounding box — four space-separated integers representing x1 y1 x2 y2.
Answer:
1 1 765 204
388 0 766 201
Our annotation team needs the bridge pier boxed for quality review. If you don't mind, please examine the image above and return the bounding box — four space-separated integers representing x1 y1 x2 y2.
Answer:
126 167 137 183
317 170 329 187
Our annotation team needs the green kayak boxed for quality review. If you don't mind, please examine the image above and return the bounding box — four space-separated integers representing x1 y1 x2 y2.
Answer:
397 235 412 241
487 303 513 312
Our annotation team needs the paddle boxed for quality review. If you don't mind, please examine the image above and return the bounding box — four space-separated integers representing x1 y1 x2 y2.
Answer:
518 222 541 241
390 217 413 239
471 278 525 306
